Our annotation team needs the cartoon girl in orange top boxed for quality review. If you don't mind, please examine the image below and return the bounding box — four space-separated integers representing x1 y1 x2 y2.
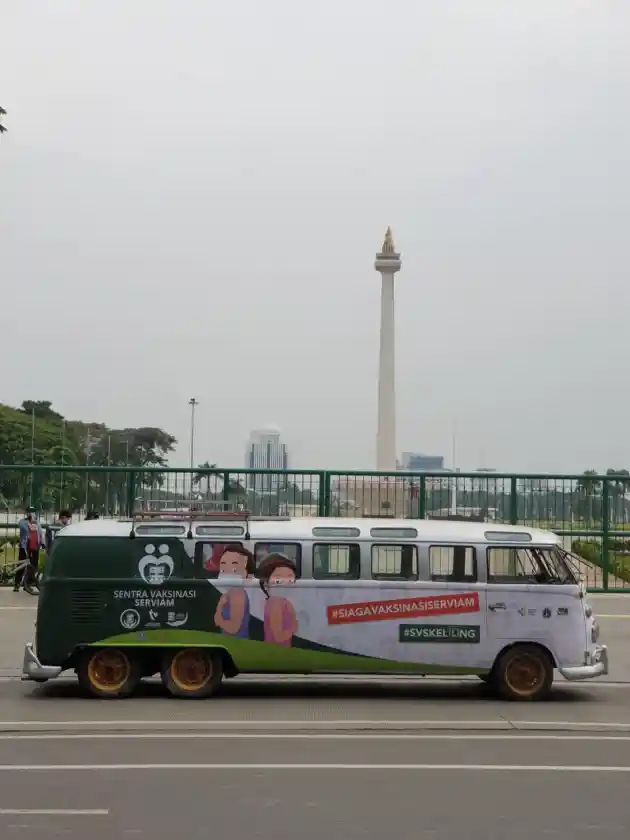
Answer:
257 553 298 647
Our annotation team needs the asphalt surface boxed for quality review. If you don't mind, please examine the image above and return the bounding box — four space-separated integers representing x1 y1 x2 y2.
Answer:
2 591 630 836
1 734 630 838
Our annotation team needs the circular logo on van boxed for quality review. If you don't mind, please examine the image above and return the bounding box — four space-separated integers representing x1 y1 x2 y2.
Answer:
120 609 141 630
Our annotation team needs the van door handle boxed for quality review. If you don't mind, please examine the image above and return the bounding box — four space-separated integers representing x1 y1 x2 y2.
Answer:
488 602 507 611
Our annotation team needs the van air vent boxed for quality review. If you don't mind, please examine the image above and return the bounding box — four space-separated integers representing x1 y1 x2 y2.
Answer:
70 590 105 623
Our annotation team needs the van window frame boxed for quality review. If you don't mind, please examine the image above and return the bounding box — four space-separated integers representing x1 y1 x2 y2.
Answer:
254 542 302 577
312 542 361 581
194 540 252 580
370 542 419 582
486 544 572 585
428 544 478 583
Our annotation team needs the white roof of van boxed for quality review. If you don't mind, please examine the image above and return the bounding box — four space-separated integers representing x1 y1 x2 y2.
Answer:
56 517 560 545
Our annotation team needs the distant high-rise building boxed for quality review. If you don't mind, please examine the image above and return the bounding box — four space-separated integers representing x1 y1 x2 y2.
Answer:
399 452 445 472
245 426 289 491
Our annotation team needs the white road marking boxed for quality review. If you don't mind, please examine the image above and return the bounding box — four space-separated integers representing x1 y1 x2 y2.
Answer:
3 718 630 731
0 763 629 773
2 732 630 742
598 614 630 619
0 809 109 815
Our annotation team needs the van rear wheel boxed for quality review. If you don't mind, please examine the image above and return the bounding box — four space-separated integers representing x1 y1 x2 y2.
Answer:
161 648 223 699
77 648 141 699
495 644 553 701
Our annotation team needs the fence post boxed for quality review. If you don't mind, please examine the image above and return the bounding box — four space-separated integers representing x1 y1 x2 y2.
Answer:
222 472 230 509
125 470 136 517
319 472 331 516
509 476 518 525
419 475 426 520
602 478 610 592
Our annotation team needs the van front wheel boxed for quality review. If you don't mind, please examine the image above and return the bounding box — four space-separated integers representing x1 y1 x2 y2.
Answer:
161 648 223 699
495 644 553 701
77 648 141 699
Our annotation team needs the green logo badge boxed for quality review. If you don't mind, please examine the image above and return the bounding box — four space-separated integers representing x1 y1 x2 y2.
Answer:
399 624 480 643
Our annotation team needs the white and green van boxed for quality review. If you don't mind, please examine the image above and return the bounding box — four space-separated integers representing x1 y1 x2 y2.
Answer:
22 513 608 700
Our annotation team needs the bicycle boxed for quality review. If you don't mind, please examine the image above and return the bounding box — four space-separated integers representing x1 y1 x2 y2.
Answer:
0 554 40 595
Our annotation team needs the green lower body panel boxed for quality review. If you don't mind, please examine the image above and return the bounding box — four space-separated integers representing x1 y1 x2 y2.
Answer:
89 630 485 676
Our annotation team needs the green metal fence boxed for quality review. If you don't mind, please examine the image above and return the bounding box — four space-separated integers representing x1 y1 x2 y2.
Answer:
1 465 628 592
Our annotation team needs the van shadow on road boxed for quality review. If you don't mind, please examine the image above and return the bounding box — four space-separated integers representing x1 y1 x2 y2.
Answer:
21 676 597 704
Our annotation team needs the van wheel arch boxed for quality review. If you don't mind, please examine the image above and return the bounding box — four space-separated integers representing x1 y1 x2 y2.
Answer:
492 642 555 701
160 647 232 699
76 647 141 699
494 641 557 670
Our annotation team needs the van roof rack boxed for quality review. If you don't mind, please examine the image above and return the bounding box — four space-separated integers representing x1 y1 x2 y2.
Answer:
127 505 291 540
131 509 252 520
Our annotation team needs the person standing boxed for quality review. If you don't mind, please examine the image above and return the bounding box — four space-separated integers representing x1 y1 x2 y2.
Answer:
45 510 71 552
14 508 42 591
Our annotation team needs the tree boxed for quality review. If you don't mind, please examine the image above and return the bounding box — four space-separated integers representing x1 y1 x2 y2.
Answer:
193 461 218 485
193 462 221 496
0 107 6 134
21 401 64 422
0 400 177 513
606 468 630 524
576 470 601 523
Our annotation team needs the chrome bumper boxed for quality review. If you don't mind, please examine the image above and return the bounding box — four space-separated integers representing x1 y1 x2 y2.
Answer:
558 645 609 681
21 643 62 683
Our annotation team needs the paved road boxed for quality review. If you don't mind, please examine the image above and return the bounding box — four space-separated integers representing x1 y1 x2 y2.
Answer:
1 734 630 838
1 591 630 836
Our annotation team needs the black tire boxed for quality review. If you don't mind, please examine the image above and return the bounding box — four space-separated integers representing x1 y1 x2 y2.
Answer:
494 644 553 701
161 648 223 699
477 673 494 684
77 648 141 699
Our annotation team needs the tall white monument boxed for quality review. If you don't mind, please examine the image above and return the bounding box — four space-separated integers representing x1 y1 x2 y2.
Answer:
374 227 402 471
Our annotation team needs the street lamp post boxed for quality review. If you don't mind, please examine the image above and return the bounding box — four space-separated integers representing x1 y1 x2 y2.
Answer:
188 399 199 495
29 408 35 506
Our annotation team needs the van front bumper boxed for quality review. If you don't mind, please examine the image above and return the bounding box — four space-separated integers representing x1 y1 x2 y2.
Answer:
558 645 608 681
21 643 62 682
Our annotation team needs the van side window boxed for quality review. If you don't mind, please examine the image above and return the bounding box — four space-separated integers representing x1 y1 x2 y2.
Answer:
195 542 256 579
487 547 562 584
255 543 302 577
429 545 477 582
371 544 418 581
313 544 360 580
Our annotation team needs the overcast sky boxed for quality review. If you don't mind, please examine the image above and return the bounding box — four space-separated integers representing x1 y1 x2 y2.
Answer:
2 0 629 473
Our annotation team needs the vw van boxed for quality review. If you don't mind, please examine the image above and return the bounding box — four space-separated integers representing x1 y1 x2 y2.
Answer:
22 512 608 700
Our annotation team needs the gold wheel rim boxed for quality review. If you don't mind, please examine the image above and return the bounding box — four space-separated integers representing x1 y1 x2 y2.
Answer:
87 650 130 693
170 649 212 692
504 653 545 697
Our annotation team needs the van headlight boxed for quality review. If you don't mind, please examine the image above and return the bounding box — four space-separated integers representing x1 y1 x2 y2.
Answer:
585 604 593 618
592 622 600 643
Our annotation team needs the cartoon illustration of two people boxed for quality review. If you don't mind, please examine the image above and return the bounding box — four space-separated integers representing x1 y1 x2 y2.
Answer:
213 545 297 646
